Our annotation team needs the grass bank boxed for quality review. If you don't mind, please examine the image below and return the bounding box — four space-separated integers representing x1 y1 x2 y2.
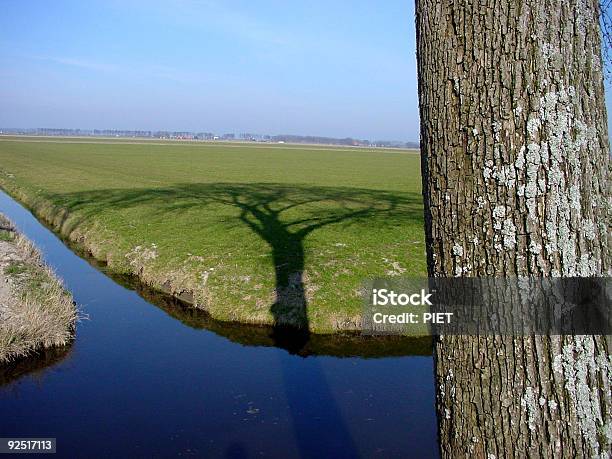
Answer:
0 214 76 363
0 138 426 334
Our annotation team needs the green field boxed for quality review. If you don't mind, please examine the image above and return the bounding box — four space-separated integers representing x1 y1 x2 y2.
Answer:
0 137 426 333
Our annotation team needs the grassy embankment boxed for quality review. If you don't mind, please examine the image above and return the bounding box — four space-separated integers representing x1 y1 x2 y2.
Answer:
0 214 76 362
0 138 426 333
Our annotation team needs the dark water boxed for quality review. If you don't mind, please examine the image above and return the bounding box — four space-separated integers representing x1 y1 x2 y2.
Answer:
0 191 438 458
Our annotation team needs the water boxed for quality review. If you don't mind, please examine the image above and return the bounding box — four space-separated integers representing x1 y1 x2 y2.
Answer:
0 191 438 458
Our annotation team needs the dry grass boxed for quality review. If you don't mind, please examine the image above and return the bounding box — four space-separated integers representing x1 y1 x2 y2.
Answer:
0 214 77 363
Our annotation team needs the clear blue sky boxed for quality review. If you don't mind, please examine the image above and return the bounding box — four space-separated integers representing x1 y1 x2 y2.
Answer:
0 0 418 141
1 1 610 141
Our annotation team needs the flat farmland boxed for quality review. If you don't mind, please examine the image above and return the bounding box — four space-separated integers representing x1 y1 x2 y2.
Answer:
0 137 425 333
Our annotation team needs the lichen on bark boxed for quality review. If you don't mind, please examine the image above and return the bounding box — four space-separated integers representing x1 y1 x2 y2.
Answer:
415 0 611 456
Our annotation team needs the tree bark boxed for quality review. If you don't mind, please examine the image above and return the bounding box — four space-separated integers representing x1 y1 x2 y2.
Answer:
415 0 611 457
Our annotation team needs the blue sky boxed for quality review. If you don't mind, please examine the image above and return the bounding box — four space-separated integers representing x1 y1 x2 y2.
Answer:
1 1 610 141
0 0 418 140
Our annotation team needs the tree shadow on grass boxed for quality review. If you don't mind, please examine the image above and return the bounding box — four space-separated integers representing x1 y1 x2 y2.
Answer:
49 183 423 353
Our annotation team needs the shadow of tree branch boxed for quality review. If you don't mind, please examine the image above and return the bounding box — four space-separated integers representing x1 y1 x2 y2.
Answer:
48 182 422 353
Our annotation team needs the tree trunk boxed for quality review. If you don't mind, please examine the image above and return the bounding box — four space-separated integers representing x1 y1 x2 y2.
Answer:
415 0 611 457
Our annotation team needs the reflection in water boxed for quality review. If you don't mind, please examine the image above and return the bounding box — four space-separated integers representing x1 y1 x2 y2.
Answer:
280 352 360 457
0 345 73 388
118 271 432 358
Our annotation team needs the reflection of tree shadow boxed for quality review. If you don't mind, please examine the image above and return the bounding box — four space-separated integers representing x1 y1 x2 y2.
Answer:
50 183 422 353
0 345 73 388
103 268 433 358
279 352 361 458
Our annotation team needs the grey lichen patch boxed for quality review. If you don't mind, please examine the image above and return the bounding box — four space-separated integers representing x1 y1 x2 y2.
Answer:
523 143 543 221
492 121 501 142
501 219 517 249
492 205 506 227
445 368 456 400
553 337 611 456
529 241 542 254
490 204 517 250
516 85 603 276
574 0 596 41
553 354 564 375
521 386 538 432
493 166 517 188
483 160 494 181
514 104 523 118
515 146 526 170
541 42 556 61
577 254 600 276
483 163 517 189
527 117 541 138
581 219 596 241
569 185 581 211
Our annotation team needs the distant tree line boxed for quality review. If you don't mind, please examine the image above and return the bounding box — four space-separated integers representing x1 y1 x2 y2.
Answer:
265 134 419 149
0 127 419 149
